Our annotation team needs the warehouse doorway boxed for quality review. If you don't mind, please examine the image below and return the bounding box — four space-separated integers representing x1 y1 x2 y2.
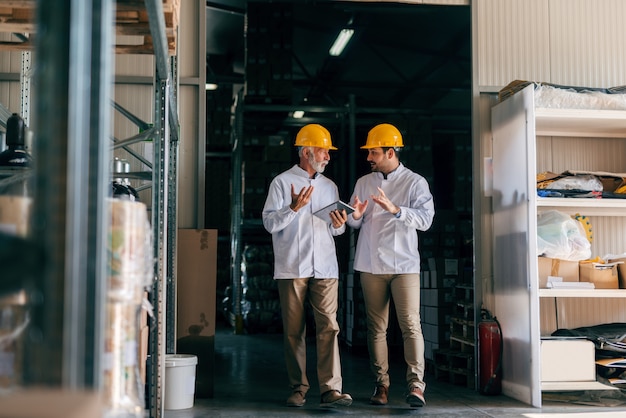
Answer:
204 0 472 396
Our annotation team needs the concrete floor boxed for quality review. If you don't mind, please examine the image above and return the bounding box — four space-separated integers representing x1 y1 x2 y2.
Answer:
164 326 626 417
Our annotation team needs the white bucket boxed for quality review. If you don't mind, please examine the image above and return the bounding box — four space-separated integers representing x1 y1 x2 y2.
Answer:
164 354 198 410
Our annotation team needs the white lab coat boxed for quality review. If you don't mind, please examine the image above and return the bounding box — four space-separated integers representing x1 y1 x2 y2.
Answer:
347 163 435 274
262 164 345 279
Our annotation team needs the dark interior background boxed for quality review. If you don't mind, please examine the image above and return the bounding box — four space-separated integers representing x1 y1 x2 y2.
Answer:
206 0 471 218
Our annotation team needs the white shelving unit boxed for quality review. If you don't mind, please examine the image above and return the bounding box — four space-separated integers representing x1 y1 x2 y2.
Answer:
491 84 626 407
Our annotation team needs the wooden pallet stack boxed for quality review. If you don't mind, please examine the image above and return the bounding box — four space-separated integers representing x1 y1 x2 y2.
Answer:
116 0 181 55
0 0 181 55
432 284 475 389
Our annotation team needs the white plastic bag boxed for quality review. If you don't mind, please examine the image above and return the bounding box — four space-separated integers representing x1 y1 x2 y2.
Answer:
537 210 591 261
546 175 603 191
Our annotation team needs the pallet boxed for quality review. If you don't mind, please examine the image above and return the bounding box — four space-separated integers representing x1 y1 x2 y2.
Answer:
0 0 181 55
449 334 475 353
116 0 180 55
450 316 475 341
453 284 475 320
432 348 476 389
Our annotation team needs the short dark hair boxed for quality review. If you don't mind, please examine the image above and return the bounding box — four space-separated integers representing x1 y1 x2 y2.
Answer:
382 146 402 158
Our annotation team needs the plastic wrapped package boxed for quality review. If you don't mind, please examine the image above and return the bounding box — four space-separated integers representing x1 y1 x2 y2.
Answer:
108 199 153 304
545 174 603 191
534 84 626 110
103 198 154 418
0 298 28 394
0 158 32 394
537 210 591 261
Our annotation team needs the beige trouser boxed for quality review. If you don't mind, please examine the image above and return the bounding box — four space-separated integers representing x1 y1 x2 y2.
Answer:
277 278 343 395
360 272 426 392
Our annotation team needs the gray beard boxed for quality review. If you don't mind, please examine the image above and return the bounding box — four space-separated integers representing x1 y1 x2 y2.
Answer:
308 154 327 173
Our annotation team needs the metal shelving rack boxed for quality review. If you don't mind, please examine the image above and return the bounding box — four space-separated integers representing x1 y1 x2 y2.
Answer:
227 98 359 334
0 1 179 417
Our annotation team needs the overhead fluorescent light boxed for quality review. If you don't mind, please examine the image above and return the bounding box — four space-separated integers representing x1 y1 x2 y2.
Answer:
205 83 218 91
292 110 305 119
329 28 354 56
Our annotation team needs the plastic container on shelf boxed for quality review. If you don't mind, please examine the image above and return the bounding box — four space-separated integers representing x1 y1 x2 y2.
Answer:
110 157 139 202
0 113 32 170
0 113 33 200
164 354 198 410
0 113 33 237
0 292 28 394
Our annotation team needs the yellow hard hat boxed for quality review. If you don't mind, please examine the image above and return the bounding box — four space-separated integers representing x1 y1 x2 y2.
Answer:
361 123 404 149
294 124 337 150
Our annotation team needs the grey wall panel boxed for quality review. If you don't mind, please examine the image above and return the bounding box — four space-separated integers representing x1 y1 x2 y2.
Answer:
476 0 626 90
549 0 626 87
177 0 205 228
475 0 551 89
115 54 154 78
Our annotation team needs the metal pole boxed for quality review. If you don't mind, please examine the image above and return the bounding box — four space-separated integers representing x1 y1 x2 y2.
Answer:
230 89 244 334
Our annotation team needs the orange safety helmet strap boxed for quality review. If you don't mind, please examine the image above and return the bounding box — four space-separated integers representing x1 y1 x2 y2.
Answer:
294 124 338 150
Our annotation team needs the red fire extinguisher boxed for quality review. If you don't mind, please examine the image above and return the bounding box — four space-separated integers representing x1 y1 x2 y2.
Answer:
478 308 503 395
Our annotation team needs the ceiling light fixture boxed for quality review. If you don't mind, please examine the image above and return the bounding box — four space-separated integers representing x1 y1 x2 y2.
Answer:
205 82 218 91
292 110 305 119
329 28 354 56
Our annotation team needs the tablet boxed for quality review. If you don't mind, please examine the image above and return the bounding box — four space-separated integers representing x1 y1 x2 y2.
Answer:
313 200 355 223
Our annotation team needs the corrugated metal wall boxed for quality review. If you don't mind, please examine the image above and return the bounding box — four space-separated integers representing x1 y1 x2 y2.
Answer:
177 1 206 228
115 54 154 78
0 34 34 123
112 81 154 203
537 137 626 176
475 0 551 89
474 0 626 334
549 0 626 87
476 0 626 89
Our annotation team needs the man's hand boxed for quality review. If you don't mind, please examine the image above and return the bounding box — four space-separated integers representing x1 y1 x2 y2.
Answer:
351 195 369 220
329 209 348 228
290 184 314 212
371 187 400 215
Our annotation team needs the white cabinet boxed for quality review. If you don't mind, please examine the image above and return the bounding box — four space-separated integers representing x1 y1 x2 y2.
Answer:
491 84 626 407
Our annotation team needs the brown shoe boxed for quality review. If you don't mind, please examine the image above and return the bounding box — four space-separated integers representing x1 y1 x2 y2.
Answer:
320 390 353 408
406 386 425 407
370 385 388 405
286 390 306 407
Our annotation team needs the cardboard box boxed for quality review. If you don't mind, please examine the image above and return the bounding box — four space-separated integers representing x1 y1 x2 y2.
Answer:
0 196 32 237
177 229 218 339
541 339 596 382
537 257 579 288
579 262 619 289
607 258 626 289
139 325 149 385
176 229 218 398
0 389 103 418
